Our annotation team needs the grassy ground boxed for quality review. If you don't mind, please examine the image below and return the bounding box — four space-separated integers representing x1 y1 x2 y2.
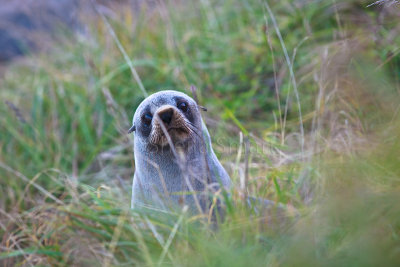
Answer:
1 0 400 266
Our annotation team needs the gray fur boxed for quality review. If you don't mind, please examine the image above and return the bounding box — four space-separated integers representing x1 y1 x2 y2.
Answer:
130 90 231 213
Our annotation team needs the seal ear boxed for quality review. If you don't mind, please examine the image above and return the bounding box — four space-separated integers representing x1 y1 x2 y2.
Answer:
198 105 207 112
128 125 136 133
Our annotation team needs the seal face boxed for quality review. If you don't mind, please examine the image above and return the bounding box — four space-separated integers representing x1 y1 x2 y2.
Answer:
140 99 196 147
130 90 231 213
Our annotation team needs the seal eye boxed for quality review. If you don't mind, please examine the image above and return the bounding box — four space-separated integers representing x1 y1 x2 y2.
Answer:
177 101 188 112
142 113 153 127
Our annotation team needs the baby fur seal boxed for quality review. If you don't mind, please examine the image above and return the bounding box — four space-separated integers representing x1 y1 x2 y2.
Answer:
128 90 231 213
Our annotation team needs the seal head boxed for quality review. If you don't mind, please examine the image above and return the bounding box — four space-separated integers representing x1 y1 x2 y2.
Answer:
130 90 231 213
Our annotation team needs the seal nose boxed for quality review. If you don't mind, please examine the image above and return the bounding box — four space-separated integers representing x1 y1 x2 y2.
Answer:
158 108 173 125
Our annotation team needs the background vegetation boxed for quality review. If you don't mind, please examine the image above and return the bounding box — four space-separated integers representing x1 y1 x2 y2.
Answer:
0 0 399 266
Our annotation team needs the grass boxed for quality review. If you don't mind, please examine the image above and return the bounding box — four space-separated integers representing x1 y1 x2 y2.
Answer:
1 0 400 266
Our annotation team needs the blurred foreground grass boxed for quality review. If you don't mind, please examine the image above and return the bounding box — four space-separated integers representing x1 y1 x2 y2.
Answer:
0 0 400 266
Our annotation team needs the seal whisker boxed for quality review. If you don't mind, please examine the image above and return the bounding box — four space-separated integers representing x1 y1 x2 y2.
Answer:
185 120 202 141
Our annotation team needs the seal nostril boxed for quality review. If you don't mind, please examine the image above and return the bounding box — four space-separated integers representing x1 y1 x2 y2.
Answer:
159 109 173 125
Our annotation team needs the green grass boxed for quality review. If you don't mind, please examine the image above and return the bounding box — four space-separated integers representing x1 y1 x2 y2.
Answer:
1 0 400 266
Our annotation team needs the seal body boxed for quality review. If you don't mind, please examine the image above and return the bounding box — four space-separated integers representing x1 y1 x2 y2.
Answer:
130 90 231 213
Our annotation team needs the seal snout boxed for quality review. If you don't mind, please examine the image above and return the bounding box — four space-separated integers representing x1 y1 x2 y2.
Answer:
158 107 174 125
149 104 192 146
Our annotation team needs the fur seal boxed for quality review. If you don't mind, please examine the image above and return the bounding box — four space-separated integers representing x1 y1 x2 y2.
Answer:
128 90 231 213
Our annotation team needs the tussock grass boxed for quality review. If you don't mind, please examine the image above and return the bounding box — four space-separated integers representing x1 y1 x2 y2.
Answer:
1 0 400 266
